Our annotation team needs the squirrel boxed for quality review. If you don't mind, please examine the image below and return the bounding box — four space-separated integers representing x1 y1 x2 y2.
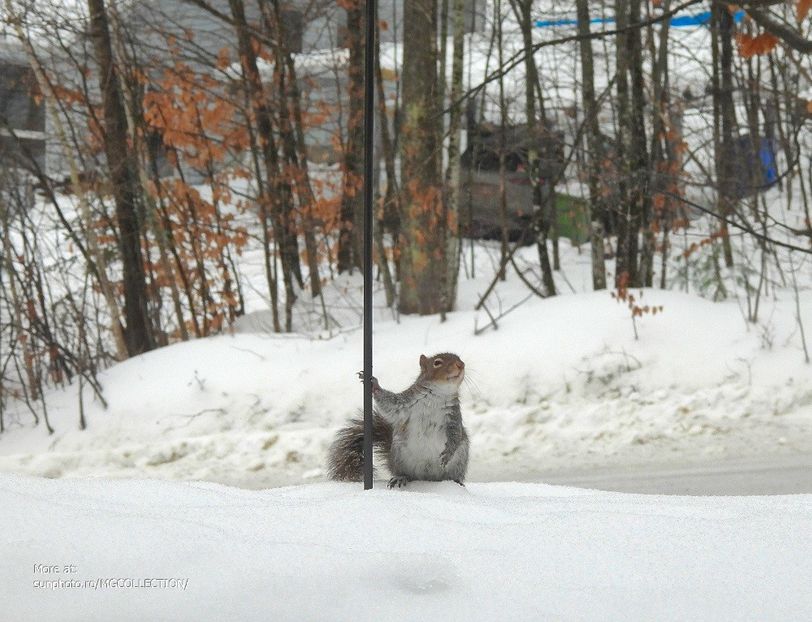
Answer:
327 353 470 489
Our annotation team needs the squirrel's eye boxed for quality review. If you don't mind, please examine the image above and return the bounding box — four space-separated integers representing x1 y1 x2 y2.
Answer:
433 359 443 368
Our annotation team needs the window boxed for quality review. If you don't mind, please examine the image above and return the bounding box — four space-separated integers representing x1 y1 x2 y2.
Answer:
0 64 44 132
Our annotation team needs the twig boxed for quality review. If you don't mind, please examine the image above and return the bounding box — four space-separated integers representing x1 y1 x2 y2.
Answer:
663 192 812 255
474 292 535 336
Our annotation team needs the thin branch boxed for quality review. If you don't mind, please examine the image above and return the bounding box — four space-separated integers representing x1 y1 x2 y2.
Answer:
663 192 812 255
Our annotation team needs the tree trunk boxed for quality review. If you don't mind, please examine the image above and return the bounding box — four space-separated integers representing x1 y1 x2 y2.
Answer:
87 0 153 355
496 0 509 281
443 0 465 311
645 0 672 289
228 0 297 331
338 2 365 273
255 0 323 299
374 17 398 306
715 2 736 268
399 0 445 315
575 0 607 290
512 0 555 296
627 0 649 287
613 0 635 287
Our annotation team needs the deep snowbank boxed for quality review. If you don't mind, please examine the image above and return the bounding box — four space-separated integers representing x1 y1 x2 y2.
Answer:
2 474 810 621
0 283 810 486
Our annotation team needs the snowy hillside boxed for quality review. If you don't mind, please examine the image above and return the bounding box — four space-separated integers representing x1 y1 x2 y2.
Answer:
1 237 810 488
3 474 811 621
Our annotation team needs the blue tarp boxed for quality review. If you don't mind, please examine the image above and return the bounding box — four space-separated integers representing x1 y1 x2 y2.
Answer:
535 11 744 29
733 135 778 199
760 139 778 186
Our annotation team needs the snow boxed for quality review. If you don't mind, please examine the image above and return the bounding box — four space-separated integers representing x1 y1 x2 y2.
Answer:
2 474 810 621
0 239 810 487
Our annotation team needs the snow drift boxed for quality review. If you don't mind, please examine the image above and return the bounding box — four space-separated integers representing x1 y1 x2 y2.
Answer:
0 275 810 487
2 474 810 621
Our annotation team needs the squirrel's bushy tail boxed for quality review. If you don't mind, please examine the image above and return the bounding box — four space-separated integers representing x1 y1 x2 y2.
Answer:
327 412 392 481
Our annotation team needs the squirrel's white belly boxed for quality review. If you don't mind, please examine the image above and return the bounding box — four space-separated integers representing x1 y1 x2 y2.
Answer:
391 410 448 481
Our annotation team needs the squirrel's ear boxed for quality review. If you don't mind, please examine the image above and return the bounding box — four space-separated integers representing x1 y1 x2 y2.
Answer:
419 354 428 371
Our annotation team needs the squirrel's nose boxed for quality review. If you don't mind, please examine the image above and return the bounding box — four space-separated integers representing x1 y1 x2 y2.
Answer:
456 361 464 370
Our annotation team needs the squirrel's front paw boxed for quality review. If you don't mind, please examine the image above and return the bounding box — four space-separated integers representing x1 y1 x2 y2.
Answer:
357 371 380 393
440 447 454 467
387 475 408 489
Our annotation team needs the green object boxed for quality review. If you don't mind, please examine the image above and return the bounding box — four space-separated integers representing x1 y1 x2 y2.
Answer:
555 193 590 244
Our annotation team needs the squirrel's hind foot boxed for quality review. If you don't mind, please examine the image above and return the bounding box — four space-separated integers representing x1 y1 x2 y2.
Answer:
387 475 409 489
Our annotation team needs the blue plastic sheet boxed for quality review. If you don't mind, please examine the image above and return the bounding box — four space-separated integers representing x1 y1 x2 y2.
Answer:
535 11 744 29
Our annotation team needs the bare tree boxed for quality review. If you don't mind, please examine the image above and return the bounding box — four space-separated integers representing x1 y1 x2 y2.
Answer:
398 0 446 314
575 0 607 290
87 0 154 354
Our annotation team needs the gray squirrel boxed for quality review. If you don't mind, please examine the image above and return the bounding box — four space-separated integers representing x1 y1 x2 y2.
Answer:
327 353 470 488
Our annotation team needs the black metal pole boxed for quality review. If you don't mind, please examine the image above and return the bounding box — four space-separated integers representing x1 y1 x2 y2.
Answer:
362 0 376 490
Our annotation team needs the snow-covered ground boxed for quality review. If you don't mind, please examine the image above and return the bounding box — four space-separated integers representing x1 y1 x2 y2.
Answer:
3 3 810 619
1 234 810 488
2 474 810 621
